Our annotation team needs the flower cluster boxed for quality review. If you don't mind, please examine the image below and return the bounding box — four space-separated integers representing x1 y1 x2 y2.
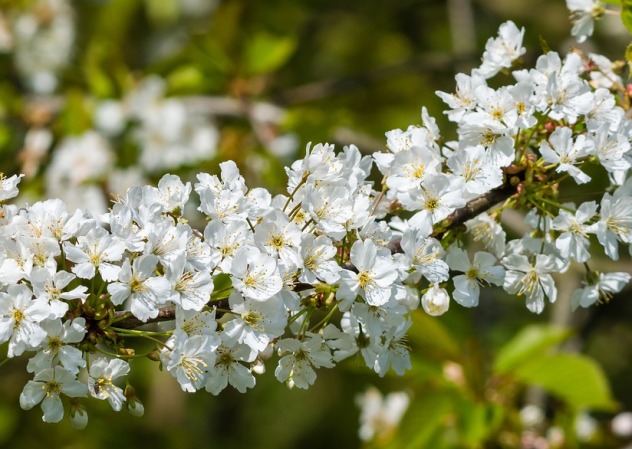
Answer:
1 15 632 427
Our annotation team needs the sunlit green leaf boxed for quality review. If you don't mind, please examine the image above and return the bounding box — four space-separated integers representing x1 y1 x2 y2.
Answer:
243 32 297 76
494 324 570 374
626 42 632 76
167 65 204 93
514 353 616 411
144 0 179 25
622 0 632 33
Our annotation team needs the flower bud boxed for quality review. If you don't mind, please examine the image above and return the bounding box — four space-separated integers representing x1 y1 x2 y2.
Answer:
421 284 450 316
126 398 145 417
70 403 88 430
251 359 266 375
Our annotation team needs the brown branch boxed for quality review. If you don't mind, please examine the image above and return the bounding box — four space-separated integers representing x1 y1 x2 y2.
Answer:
436 175 520 237
113 308 177 329
388 171 523 253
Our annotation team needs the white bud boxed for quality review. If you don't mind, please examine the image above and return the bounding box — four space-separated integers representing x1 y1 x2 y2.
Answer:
127 398 145 417
421 284 450 316
70 406 88 430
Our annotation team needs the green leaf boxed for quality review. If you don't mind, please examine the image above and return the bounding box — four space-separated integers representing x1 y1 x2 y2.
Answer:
514 353 616 411
390 390 456 449
538 35 551 54
243 32 297 76
626 42 632 76
457 400 505 446
494 324 570 374
144 0 179 25
58 90 92 136
622 0 632 33
167 65 205 93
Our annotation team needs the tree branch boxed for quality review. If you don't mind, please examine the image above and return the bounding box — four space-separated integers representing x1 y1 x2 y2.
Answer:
113 308 177 329
113 173 522 330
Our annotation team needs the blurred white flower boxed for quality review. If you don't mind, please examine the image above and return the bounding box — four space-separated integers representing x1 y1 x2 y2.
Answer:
356 386 409 442
12 0 74 93
612 411 632 438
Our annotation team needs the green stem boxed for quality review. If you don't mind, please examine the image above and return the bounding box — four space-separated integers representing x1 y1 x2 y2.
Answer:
283 174 309 212
309 301 339 332
110 327 172 337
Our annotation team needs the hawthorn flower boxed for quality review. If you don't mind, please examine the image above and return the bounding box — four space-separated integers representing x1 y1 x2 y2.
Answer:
222 291 287 352
175 307 218 338
369 320 412 377
64 227 125 282
502 254 558 314
596 193 632 260
403 174 466 228
302 185 353 240
88 358 130 411
164 335 219 392
476 20 526 79
446 247 505 307
205 342 257 395
386 145 441 193
0 284 53 357
337 240 399 308
27 318 87 375
167 254 214 311
204 220 253 273
230 247 283 301
566 0 604 43
299 234 341 284
30 268 88 304
447 145 503 199
107 255 172 322
465 213 506 257
0 173 23 203
540 127 593 184
141 174 191 214
253 209 302 266
571 271 631 309
590 123 630 181
551 201 597 263
436 72 486 122
399 228 448 283
275 334 335 389
20 367 88 423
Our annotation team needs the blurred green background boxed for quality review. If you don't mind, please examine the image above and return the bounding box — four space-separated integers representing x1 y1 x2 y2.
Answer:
1 0 632 448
